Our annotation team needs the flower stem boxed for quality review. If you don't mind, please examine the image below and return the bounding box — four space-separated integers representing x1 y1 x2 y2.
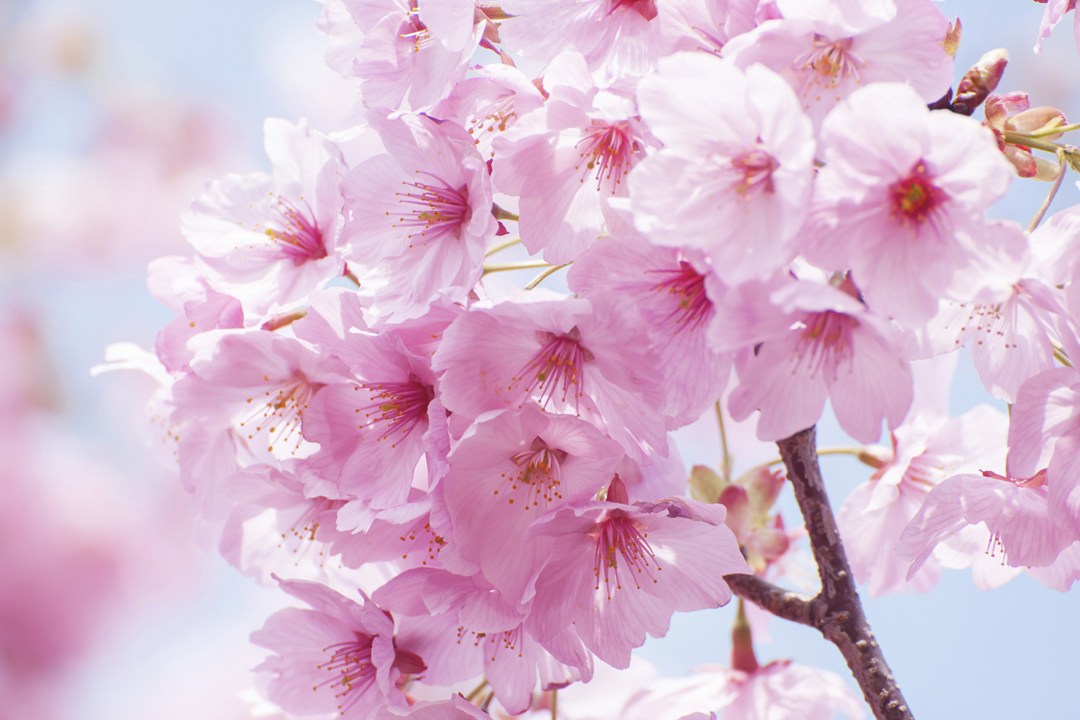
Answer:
485 237 523 257
1027 120 1080 139
715 401 732 482
1027 147 1068 233
482 261 551 275
524 263 570 290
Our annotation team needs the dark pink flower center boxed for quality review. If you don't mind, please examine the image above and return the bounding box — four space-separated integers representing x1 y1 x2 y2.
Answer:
649 260 713 334
393 172 471 247
511 326 594 411
609 0 658 20
793 311 858 379
576 121 639 193
889 162 947 227
314 632 377 711
265 195 327 264
592 510 661 599
355 375 434 448
240 376 319 455
499 437 569 510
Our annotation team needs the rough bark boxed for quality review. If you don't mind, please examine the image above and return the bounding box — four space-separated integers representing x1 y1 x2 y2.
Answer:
725 426 913 720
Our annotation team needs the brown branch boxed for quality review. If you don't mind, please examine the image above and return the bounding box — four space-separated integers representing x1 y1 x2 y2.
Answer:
722 573 818 627
727 427 913 720
781 427 912 720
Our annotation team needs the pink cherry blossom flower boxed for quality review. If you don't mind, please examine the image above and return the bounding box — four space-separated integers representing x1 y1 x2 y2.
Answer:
181 118 346 320
621 661 865 720
438 404 625 604
727 279 913 443
1007 367 1080 535
375 567 589 714
917 266 1068 403
837 382 1008 596
169 331 351 517
385 695 492 720
528 477 750 668
724 0 951 129
251 578 424 719
341 113 495 321
147 259 244 373
498 0 664 78
330 0 481 112
629 55 815 283
432 63 546 161
292 297 451 508
568 236 731 427
218 466 346 582
491 52 649 263
807 83 1021 326
897 470 1077 579
433 292 667 461
1035 0 1080 54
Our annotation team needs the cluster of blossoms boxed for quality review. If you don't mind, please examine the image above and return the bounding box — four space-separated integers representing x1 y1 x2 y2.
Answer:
134 0 1080 717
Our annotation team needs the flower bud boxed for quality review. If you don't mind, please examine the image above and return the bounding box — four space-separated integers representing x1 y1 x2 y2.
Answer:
951 48 1008 116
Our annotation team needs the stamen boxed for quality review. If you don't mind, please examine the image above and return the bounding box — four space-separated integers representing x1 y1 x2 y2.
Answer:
575 121 638 193
509 327 593 411
731 148 779 197
239 377 318 455
264 194 327 264
592 510 661 599
391 171 471 247
496 437 568 510
649 260 713 334
313 634 377 713
888 161 947 229
353 376 434 448
792 311 858 381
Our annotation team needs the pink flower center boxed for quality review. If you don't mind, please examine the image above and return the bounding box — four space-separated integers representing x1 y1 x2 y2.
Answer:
240 376 319 455
393 172 472 247
889 162 946 228
802 36 860 83
265 195 327 264
793 311 858 379
355 375 434 448
576 121 639 193
731 147 779 197
609 0 659 20
499 437 569 509
592 510 661 599
511 326 594 411
397 519 447 566
281 497 346 564
649 260 713 334
314 633 377 711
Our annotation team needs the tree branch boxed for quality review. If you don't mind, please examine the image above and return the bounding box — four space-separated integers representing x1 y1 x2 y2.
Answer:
776 427 913 720
722 573 818 627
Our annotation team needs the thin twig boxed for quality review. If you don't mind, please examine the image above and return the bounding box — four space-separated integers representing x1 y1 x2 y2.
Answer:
524 263 570 290
483 261 551 274
485 237 523 257
1027 147 1068 233
715 401 733 482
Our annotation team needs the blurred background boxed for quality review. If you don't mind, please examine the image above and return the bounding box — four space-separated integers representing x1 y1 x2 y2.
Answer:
0 1 1077 718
